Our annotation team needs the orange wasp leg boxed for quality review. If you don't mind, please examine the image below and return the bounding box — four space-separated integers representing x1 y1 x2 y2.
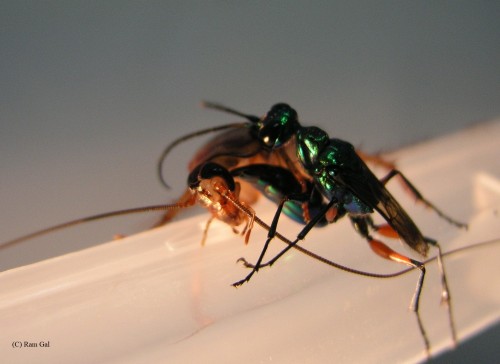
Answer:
367 220 457 353
368 237 431 356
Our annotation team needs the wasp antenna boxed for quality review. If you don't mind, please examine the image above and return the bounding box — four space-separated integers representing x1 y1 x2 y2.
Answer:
158 123 248 189
0 203 192 251
202 101 261 123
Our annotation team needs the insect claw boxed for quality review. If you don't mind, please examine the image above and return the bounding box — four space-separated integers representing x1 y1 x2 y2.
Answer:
232 277 249 287
236 257 256 269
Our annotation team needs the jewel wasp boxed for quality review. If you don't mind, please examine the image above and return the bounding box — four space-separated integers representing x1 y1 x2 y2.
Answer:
158 102 468 356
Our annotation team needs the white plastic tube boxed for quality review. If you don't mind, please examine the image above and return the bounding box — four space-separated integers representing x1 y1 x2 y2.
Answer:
1 121 499 363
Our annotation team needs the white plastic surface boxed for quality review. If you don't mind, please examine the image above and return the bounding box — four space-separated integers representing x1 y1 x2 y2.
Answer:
1 121 499 363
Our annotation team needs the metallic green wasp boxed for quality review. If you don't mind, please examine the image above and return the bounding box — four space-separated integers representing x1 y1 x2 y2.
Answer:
158 102 467 355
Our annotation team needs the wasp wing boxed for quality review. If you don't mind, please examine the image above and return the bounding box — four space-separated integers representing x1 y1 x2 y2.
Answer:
326 139 429 257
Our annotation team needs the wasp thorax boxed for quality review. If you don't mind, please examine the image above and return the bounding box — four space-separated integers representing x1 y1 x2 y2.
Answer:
296 126 330 169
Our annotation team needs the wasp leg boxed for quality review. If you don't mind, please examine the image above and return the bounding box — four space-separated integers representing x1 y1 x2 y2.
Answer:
380 169 467 229
234 196 331 270
351 216 431 356
233 197 336 287
200 216 215 246
232 197 288 286
356 152 466 229
368 219 439 247
426 240 457 346
356 150 396 170
361 216 457 347
233 194 300 286
371 238 431 357
363 216 401 239
230 164 325 285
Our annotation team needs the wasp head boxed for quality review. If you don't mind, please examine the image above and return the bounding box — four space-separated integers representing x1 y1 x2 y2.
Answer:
257 103 300 149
